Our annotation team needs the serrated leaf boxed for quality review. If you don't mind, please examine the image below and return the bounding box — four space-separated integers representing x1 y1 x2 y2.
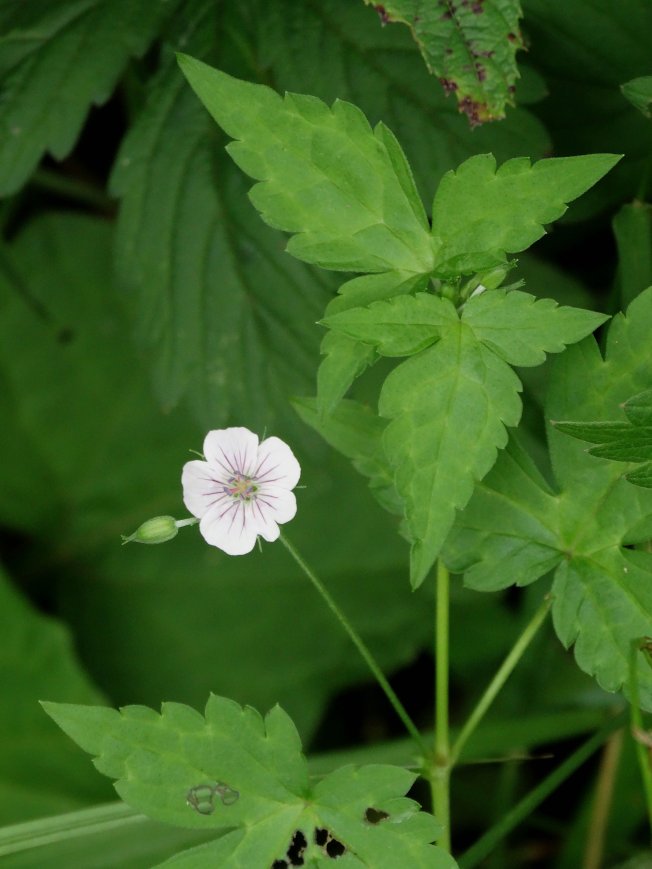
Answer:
553 387 652 474
445 288 652 707
626 463 652 488
317 272 429 416
111 5 336 428
178 54 434 274
379 323 523 587
44 697 455 868
621 76 652 118
324 293 458 357
552 550 652 698
430 153 621 275
0 0 170 196
293 397 402 516
460 289 609 366
363 0 523 124
443 434 563 592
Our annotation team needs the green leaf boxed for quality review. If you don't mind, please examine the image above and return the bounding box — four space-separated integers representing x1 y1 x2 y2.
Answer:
380 322 522 587
44 697 456 868
363 0 524 124
293 398 403 516
317 333 378 419
0 0 170 195
323 288 604 586
621 76 652 118
445 288 652 707
430 153 621 275
443 434 563 592
324 293 458 357
0 563 110 823
317 271 429 416
553 387 652 475
114 0 549 422
552 550 652 699
111 6 336 429
178 54 434 274
460 289 609 366
626 463 652 488
613 202 652 309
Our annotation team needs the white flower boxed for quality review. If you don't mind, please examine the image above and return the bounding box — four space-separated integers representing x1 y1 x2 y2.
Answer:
181 427 300 555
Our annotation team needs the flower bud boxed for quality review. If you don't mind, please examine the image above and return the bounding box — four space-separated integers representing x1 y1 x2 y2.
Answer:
121 516 180 545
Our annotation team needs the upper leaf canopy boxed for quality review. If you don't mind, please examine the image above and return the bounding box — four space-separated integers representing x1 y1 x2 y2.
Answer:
178 55 434 274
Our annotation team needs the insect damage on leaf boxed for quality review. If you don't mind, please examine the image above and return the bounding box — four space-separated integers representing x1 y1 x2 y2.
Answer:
363 0 525 125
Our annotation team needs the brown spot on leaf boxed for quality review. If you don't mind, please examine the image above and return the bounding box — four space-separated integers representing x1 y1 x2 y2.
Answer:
374 4 391 24
439 77 459 95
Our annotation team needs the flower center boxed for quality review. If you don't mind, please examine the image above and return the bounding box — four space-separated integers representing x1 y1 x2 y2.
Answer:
225 473 258 501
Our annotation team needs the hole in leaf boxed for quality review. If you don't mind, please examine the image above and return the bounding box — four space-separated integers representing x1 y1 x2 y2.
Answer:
365 807 390 824
326 838 346 858
314 827 346 859
286 830 307 866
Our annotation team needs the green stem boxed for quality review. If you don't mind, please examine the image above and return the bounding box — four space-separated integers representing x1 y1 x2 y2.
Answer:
31 168 114 211
432 560 451 852
458 709 628 869
0 802 143 857
629 641 652 837
278 533 427 755
583 729 624 869
450 597 551 765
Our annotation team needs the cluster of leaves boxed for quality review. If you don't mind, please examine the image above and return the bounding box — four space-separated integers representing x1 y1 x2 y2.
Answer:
2 0 652 866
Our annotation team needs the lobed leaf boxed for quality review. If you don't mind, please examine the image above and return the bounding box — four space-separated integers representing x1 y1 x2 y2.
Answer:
44 696 455 868
324 293 458 357
379 323 523 587
446 288 652 707
317 272 429 416
177 55 434 274
460 289 609 366
430 153 621 276
363 0 524 124
0 0 170 195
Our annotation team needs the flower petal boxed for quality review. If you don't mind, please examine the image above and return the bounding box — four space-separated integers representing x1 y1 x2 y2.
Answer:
199 500 258 555
254 436 301 489
203 427 260 478
256 487 297 525
181 460 227 519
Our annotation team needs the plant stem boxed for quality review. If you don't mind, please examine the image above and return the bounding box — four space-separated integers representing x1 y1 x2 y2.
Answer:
432 560 451 852
458 709 628 869
31 168 114 211
278 533 427 755
450 596 551 765
0 802 142 856
629 641 652 837
582 728 624 869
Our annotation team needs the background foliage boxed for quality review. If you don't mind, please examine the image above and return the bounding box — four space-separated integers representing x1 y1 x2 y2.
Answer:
1 0 652 865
